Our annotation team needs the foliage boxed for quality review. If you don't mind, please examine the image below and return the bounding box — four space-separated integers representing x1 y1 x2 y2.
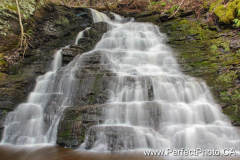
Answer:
210 0 240 24
233 9 240 27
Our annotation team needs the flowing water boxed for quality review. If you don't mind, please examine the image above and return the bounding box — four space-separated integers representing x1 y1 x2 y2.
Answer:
80 10 240 152
1 8 240 159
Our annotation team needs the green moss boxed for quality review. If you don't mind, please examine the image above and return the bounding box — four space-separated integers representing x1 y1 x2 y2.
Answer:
210 2 218 11
88 95 94 104
56 16 70 27
79 79 83 85
215 71 237 89
160 15 240 124
0 53 6 68
220 40 230 52
4 4 17 11
179 19 189 24
210 45 218 51
223 105 240 124
212 0 240 24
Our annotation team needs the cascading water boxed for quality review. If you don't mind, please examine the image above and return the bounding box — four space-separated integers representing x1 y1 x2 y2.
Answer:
90 8 111 23
0 45 72 145
75 27 91 45
79 12 240 152
0 9 111 145
1 7 240 157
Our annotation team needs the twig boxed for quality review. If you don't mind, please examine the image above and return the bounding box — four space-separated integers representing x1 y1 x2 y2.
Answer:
169 0 185 18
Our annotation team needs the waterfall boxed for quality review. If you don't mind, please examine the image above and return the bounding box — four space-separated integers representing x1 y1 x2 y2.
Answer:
1 46 69 144
110 12 123 20
0 9 112 145
1 7 240 154
75 27 90 45
79 14 240 151
90 9 111 23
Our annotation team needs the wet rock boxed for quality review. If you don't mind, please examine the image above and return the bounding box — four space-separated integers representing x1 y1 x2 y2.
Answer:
219 47 230 54
61 48 79 64
135 14 160 24
103 11 114 20
77 22 109 53
57 102 161 148
159 13 171 22
57 104 105 148
120 18 132 23
230 39 240 51
85 126 136 151
0 5 93 140
186 35 195 41
179 11 194 17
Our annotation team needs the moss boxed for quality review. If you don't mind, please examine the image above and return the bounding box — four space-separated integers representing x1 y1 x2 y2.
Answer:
56 16 70 27
223 105 240 124
0 0 45 36
0 53 6 68
210 45 218 51
4 4 17 11
135 15 160 24
220 88 240 104
179 19 189 24
210 2 218 11
159 14 240 124
61 128 71 141
215 71 237 89
220 41 230 52
212 0 240 24
79 79 83 85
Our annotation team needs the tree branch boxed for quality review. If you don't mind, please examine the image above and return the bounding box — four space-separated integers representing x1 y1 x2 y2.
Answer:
169 0 185 19
15 0 24 48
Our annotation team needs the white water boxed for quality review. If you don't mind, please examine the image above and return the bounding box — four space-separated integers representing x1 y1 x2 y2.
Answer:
1 8 240 155
79 10 240 152
75 27 90 45
90 8 111 23
110 12 123 21
0 8 119 146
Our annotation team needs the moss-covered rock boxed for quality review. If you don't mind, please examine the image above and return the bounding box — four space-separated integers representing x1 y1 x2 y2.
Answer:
158 16 240 125
57 105 104 148
210 0 240 24
0 5 93 140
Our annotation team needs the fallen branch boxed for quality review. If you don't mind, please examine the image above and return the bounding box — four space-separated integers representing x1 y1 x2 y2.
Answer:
169 0 185 18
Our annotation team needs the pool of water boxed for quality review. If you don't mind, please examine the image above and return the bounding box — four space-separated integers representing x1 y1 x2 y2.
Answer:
0 144 240 160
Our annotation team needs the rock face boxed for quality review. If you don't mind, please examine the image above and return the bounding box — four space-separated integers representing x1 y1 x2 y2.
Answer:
57 105 104 148
85 125 137 151
35 18 113 147
0 5 93 139
60 22 109 65
57 102 161 148
78 22 109 52
56 22 116 146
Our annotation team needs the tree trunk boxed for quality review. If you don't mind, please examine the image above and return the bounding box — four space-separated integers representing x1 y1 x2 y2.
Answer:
15 0 24 48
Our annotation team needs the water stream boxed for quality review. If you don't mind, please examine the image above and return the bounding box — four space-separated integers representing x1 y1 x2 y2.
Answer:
1 8 240 158
80 10 240 152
